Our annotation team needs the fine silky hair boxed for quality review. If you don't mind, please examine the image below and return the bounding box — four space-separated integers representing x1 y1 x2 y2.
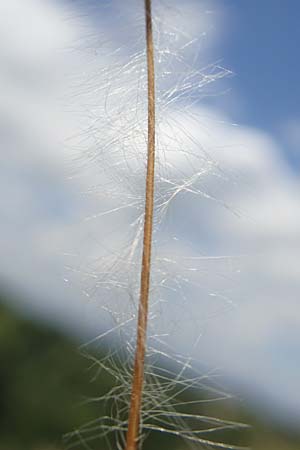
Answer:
65 1 249 449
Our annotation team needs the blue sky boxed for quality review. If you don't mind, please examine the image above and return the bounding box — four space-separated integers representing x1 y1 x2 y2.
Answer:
216 0 300 170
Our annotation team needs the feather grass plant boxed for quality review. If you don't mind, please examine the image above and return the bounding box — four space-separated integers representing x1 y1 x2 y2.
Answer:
64 1 251 449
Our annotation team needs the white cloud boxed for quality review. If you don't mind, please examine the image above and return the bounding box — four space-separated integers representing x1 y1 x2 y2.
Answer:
1 0 300 425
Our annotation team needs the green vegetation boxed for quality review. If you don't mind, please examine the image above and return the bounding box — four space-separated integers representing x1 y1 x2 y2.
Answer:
0 294 299 450
0 297 113 450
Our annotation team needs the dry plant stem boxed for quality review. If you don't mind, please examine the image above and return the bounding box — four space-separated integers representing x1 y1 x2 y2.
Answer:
125 1 155 449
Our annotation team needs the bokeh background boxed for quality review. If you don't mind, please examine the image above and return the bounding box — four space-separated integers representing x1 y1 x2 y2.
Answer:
1 0 299 449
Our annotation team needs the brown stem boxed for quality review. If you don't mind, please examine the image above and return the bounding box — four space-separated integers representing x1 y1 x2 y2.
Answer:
124 1 155 449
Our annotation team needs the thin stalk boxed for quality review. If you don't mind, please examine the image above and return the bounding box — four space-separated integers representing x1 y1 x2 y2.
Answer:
124 1 155 449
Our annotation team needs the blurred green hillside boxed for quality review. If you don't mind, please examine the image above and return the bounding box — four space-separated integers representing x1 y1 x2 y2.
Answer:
0 293 299 450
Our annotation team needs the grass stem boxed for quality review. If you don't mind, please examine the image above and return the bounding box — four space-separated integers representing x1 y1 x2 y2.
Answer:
124 1 155 449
